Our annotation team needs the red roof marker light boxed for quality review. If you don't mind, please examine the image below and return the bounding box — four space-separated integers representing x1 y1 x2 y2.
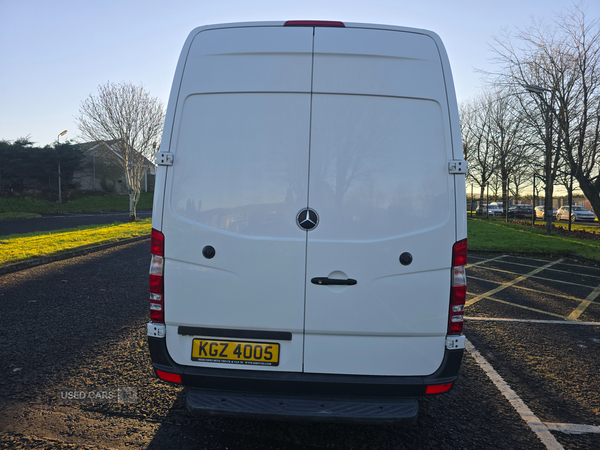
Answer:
284 20 345 27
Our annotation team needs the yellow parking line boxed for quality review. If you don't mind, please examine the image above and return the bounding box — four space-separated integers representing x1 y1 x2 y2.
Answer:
476 296 566 319
470 264 594 289
484 259 600 280
465 317 600 325
466 259 564 307
468 275 585 303
566 283 600 321
466 255 506 268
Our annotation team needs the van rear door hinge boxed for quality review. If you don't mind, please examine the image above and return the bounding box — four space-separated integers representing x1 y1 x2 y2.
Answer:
156 152 174 166
446 335 465 350
448 160 468 174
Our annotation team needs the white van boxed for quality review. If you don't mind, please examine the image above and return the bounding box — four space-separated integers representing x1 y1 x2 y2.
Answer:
148 20 468 422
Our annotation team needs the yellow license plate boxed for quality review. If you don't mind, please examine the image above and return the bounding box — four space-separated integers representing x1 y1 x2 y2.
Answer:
191 339 280 366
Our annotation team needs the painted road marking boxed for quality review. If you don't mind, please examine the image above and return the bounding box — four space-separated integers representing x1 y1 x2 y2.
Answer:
481 259 600 280
465 317 600 326
467 255 507 267
469 265 595 289
468 275 585 303
544 423 600 434
472 297 566 319
466 259 564 307
465 339 564 450
567 283 600 321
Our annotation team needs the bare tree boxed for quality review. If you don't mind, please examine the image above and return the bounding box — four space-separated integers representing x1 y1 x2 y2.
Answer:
460 95 497 206
486 89 529 217
76 81 165 220
490 20 567 233
554 6 600 219
489 4 600 231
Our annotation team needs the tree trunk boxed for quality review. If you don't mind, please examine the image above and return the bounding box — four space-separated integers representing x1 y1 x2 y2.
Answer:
129 190 137 222
576 175 600 220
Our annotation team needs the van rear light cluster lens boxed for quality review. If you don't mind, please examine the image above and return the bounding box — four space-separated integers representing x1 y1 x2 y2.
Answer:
155 369 182 384
448 239 467 335
426 383 453 394
150 229 165 323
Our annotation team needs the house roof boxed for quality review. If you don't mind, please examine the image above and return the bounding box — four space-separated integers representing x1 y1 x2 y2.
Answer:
78 140 155 167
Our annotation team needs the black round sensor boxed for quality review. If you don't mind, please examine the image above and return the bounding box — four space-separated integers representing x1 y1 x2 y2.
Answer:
202 246 216 259
399 252 413 266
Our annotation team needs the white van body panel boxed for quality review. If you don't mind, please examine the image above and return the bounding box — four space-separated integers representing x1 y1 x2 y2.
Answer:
154 22 465 378
161 27 313 371
303 29 455 375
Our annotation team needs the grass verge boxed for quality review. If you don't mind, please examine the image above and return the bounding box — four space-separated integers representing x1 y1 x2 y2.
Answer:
468 218 600 262
0 219 152 267
0 193 154 216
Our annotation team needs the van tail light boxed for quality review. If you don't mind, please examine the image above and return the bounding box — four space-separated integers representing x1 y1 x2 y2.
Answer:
426 383 453 394
448 239 467 335
150 229 165 323
155 369 182 384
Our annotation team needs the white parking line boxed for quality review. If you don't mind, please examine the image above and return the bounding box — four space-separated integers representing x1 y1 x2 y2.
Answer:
465 339 564 450
466 259 564 307
567 283 600 321
465 317 600 326
544 423 600 434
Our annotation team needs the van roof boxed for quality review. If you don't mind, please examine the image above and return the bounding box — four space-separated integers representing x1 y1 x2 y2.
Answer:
186 21 443 41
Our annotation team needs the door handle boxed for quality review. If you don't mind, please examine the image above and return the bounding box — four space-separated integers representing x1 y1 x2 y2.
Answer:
311 277 357 286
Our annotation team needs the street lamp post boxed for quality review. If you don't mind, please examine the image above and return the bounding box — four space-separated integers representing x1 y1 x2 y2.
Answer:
57 130 67 204
486 183 490 220
532 172 536 226
568 170 574 231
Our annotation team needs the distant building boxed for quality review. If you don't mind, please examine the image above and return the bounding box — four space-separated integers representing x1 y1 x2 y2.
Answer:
73 140 155 194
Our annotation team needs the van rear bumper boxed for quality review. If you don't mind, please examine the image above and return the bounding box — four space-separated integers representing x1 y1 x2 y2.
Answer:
186 389 419 423
148 336 463 422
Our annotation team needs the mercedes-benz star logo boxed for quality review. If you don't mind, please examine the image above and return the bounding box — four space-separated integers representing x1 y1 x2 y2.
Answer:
297 208 319 231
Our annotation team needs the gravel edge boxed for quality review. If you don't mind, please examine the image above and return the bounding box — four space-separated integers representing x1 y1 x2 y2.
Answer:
0 235 151 276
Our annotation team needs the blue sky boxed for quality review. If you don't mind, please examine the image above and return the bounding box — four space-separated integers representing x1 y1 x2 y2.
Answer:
1 0 598 147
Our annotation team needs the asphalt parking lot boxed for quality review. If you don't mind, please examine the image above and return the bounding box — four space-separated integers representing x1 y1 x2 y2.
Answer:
464 253 600 449
0 246 599 449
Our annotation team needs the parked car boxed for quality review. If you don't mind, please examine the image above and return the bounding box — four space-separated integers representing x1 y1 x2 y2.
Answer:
534 206 557 219
476 204 503 216
556 205 597 222
508 204 533 218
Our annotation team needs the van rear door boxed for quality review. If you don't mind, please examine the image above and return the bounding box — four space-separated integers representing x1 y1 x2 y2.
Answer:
303 27 456 376
161 26 314 372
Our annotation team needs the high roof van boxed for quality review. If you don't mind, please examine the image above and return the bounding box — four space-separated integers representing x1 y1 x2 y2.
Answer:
148 20 468 422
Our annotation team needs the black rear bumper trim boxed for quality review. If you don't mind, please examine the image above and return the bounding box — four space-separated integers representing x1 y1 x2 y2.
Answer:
186 389 419 423
178 326 292 341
